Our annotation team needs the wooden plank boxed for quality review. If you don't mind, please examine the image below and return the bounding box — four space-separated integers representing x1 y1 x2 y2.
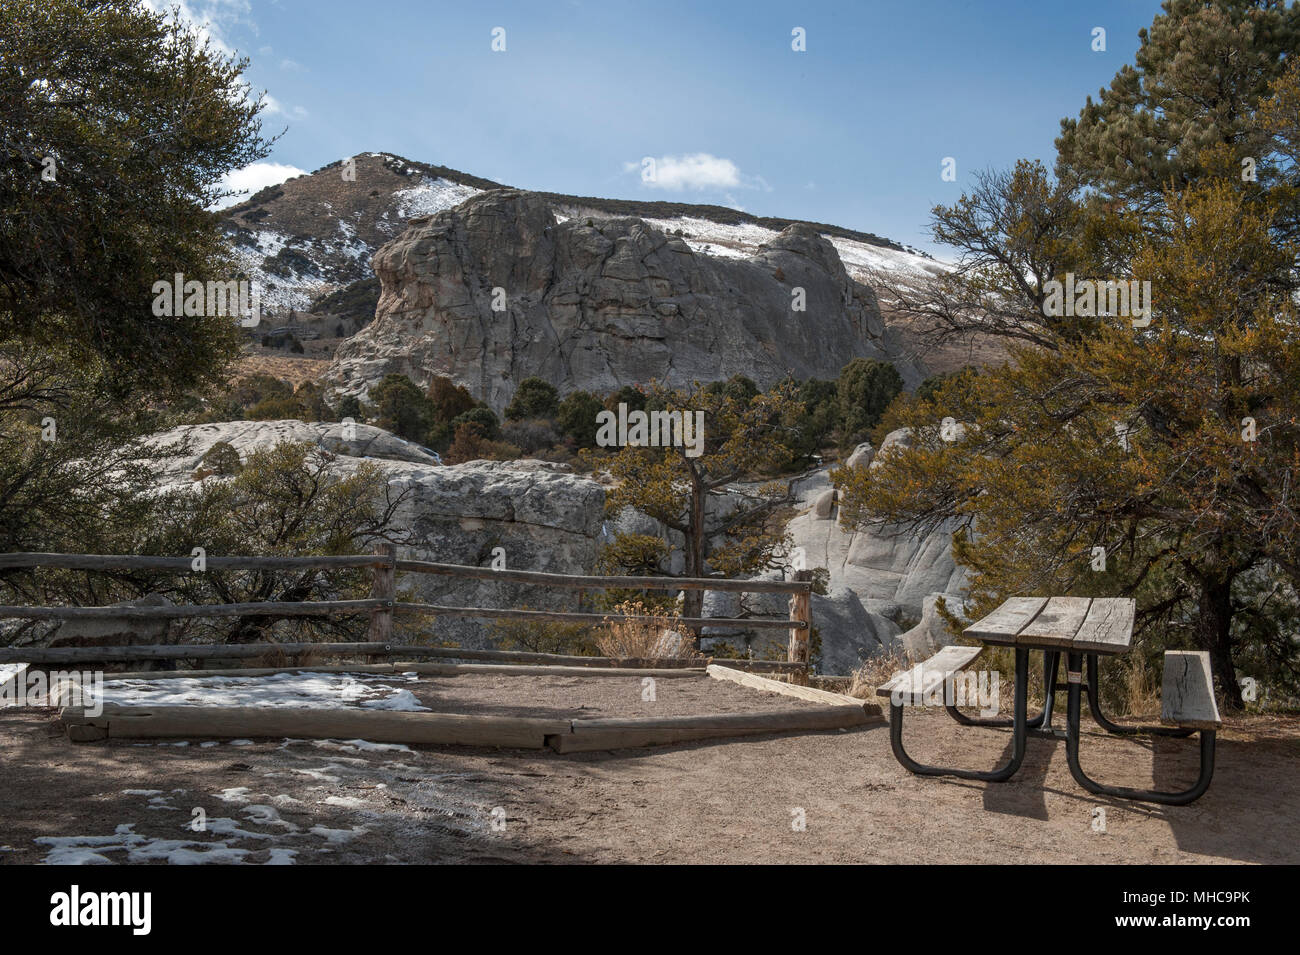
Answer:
394 603 803 630
549 707 877 753
394 645 803 672
367 542 396 647
395 559 813 594
0 642 389 665
962 597 1047 645
0 599 386 621
1018 596 1093 648
876 645 983 702
1160 651 1222 729
707 664 877 713
0 553 383 572
1071 598 1136 654
60 704 571 749
101 664 402 682
786 569 813 684
394 663 706 679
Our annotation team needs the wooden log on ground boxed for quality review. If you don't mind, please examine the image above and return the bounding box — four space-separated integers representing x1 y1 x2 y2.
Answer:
388 645 804 672
100 664 402 682
388 645 702 668
60 704 570 749
707 664 878 714
549 706 878 753
395 559 813 594
393 663 707 679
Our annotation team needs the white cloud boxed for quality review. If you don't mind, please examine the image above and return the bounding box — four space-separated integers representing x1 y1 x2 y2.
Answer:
142 0 254 57
260 94 307 120
211 161 306 209
624 153 764 192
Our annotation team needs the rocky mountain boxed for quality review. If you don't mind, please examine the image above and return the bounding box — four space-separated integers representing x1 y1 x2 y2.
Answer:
220 152 950 371
326 189 927 410
221 152 934 317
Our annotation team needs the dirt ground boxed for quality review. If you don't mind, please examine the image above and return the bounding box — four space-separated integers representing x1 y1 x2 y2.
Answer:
403 672 826 718
1 678 1297 864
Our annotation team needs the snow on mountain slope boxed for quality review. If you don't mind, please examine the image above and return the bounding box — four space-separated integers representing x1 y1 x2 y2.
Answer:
222 152 944 330
642 215 946 289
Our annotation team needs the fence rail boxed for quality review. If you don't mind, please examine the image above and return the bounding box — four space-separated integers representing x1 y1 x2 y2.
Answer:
0 641 805 672
0 550 816 677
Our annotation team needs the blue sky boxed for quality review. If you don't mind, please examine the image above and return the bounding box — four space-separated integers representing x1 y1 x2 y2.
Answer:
180 0 1167 254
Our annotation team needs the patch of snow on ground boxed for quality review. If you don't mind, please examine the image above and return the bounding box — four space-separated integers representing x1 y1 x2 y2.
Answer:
36 824 256 865
313 739 413 753
392 177 480 219
309 825 368 844
100 671 431 711
642 216 779 259
827 236 948 282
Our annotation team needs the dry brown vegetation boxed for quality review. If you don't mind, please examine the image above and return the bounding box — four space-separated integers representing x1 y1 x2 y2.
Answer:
594 599 700 659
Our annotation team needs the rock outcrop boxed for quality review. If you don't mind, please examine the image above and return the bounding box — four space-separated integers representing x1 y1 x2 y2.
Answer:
327 190 923 411
133 420 966 667
147 420 606 649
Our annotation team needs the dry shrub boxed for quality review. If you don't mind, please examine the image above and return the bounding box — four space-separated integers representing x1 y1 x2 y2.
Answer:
847 644 913 700
595 599 701 660
1122 652 1161 717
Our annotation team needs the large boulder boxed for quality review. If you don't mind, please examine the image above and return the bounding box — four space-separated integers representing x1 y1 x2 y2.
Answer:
144 419 440 482
327 190 923 411
899 593 968 657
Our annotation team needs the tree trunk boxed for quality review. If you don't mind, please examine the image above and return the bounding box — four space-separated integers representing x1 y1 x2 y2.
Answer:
681 465 707 650
1196 574 1239 710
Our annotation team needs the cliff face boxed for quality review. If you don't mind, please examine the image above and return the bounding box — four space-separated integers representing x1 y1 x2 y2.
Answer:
327 189 922 410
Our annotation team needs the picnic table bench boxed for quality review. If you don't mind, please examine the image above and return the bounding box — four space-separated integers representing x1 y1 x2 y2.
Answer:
878 596 1221 805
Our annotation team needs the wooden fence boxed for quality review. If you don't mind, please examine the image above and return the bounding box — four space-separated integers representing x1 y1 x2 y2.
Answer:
0 550 815 679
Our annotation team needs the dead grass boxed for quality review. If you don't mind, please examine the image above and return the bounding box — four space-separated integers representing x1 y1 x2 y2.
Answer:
847 645 912 700
594 600 700 659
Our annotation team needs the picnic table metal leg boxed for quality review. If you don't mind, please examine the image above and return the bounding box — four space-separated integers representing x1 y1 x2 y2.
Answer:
1084 653 1195 738
1063 651 1216 805
890 648 1029 782
945 648 1055 729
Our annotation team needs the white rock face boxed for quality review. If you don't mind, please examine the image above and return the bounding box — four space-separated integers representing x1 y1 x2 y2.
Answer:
136 420 966 664
144 419 440 482
899 593 969 658
147 421 606 648
326 189 925 412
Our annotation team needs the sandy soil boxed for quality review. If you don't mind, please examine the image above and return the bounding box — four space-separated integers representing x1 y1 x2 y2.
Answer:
1 684 1296 865
403 673 826 719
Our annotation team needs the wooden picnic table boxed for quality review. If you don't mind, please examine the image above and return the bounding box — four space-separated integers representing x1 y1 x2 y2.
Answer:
964 596 1135 655
877 596 1221 805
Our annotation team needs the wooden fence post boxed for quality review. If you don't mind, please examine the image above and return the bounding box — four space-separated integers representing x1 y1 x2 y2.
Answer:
367 542 396 650
787 569 813 685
